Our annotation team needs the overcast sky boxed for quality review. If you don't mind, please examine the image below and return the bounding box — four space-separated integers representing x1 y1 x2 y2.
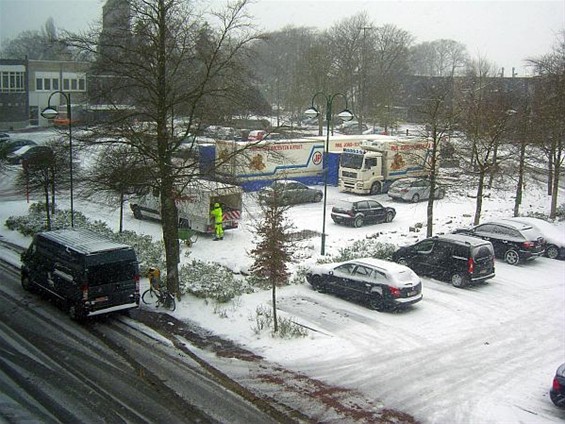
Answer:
1 0 563 76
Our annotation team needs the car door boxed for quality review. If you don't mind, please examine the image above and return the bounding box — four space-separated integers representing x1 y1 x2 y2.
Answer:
355 200 371 221
473 224 505 257
367 200 385 223
290 182 308 203
348 264 374 297
403 239 436 276
427 241 453 277
327 263 356 294
417 179 431 200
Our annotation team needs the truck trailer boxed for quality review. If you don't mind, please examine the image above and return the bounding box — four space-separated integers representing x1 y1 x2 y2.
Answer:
339 136 433 195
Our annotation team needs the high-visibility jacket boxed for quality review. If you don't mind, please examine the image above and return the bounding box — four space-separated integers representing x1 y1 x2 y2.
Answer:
211 206 223 224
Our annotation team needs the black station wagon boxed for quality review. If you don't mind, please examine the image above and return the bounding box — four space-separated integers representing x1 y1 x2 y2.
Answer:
331 199 396 227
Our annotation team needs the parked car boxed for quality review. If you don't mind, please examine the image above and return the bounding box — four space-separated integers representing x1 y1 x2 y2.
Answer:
506 216 565 260
392 234 495 288
305 257 423 311
453 219 545 265
0 138 36 160
550 363 565 408
331 199 396 227
388 177 446 203
6 144 53 165
258 179 323 206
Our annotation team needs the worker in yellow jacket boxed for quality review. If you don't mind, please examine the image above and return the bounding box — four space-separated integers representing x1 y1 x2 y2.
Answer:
210 202 224 240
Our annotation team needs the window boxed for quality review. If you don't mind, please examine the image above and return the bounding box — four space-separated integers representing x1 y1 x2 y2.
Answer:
0 71 26 93
368 201 382 209
63 78 70 90
414 240 434 253
353 265 373 278
335 263 355 276
44 79 51 90
36 78 43 90
356 201 369 210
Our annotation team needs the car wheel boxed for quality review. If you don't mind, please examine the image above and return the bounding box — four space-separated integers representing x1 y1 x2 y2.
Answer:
354 215 364 227
504 249 520 265
68 303 86 321
313 193 323 202
411 193 420 203
385 211 394 223
370 182 381 195
368 294 387 312
132 205 143 219
396 257 408 266
310 275 326 293
546 244 560 260
21 274 34 292
451 273 467 288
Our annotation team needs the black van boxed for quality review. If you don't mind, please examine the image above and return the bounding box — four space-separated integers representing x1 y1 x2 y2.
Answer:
392 234 495 288
21 229 140 320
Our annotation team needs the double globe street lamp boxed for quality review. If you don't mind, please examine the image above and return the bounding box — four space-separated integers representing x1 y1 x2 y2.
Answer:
304 92 354 255
41 91 74 227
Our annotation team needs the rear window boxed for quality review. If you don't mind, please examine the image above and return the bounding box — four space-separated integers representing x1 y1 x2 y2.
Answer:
473 245 494 259
87 262 138 286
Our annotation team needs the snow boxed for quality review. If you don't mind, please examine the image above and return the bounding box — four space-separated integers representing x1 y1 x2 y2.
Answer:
1 130 565 423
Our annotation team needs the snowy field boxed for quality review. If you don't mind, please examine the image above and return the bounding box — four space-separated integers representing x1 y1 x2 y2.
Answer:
0 130 564 423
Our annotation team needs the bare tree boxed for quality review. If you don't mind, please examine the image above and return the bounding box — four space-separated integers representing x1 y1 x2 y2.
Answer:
414 77 457 236
458 58 516 224
527 31 565 218
410 39 469 77
67 0 262 297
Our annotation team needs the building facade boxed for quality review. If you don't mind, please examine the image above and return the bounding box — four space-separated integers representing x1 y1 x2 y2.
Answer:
0 58 89 130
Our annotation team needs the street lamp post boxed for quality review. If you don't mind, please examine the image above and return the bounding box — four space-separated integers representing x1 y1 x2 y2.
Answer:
41 91 74 227
305 92 353 255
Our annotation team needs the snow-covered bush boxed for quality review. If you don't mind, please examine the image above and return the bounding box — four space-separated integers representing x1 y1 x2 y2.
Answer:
179 260 253 302
317 239 397 264
251 305 308 338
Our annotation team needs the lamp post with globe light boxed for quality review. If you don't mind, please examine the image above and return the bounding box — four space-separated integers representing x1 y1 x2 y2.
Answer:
304 92 354 255
41 91 74 227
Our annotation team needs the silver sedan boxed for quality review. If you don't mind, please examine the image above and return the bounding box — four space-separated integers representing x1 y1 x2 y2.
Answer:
388 178 445 203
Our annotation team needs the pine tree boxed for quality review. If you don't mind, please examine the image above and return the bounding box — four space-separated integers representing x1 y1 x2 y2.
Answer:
249 197 295 333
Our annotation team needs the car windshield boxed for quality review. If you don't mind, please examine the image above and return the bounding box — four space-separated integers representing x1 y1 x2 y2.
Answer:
340 153 364 169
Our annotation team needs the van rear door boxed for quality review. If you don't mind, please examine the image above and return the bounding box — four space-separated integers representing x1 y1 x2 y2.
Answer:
85 252 139 315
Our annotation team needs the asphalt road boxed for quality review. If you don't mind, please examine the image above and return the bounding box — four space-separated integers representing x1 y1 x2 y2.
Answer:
0 261 283 424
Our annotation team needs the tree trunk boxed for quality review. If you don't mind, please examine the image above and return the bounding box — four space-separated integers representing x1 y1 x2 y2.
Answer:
550 148 562 219
43 178 51 231
473 171 485 225
272 282 278 333
513 140 526 217
119 191 124 233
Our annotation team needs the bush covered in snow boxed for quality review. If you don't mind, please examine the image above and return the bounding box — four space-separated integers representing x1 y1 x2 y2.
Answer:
317 238 397 264
179 259 254 302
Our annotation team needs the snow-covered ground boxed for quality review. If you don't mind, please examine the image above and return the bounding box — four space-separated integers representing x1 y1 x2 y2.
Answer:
1 129 564 423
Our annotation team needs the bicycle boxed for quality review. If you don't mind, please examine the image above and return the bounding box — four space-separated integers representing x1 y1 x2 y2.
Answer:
141 286 176 312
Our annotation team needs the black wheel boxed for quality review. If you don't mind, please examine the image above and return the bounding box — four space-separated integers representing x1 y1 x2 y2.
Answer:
21 274 34 292
385 211 394 223
132 205 143 219
546 244 560 260
504 249 520 265
411 193 420 203
68 303 86 321
451 273 467 288
354 215 364 228
142 288 158 306
162 293 176 312
396 257 408 266
310 275 326 293
370 182 382 195
368 294 387 312
313 193 323 202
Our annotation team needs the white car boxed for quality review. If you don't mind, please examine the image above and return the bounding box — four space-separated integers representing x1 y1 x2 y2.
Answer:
506 216 565 260
388 178 445 203
305 257 422 311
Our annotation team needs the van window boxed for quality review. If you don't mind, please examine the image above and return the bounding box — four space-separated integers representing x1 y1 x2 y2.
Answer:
473 245 494 259
87 262 137 286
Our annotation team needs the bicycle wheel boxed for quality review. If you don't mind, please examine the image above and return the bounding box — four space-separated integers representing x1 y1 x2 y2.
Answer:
163 293 176 312
142 288 158 306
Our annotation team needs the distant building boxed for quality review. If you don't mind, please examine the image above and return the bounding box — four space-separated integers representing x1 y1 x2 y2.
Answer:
0 58 89 129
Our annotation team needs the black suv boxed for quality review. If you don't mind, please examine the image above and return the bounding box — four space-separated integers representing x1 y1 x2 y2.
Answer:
331 199 395 227
453 219 545 265
392 234 495 287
